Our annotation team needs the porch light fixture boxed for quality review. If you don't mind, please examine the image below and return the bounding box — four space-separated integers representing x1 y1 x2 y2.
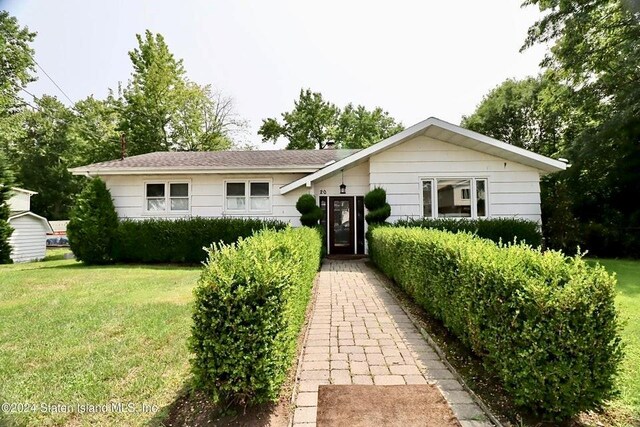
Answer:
339 169 346 194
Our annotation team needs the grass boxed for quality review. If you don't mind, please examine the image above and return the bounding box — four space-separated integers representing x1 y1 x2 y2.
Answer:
589 259 640 424
0 249 201 426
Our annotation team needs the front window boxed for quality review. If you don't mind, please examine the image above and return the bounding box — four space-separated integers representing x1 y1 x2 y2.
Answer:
170 183 189 211
225 181 271 213
422 180 433 218
145 182 190 213
250 182 270 211
437 179 471 218
226 182 246 211
422 178 488 219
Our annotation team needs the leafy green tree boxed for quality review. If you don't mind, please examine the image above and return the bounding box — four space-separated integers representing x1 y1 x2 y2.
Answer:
259 89 339 149
171 83 245 151
69 93 123 164
0 152 15 264
12 96 81 220
462 74 575 157
334 104 404 149
0 11 36 114
120 31 245 154
120 31 187 155
521 0 640 256
67 178 118 265
0 12 36 161
259 89 403 149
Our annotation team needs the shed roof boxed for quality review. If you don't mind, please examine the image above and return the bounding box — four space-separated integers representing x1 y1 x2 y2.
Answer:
8 211 53 233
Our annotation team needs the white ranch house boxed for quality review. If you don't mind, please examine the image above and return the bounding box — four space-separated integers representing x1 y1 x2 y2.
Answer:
70 118 566 255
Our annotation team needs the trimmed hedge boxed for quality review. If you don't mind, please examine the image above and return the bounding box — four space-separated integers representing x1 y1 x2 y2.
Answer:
395 217 542 247
112 217 287 264
190 227 322 404
368 227 622 419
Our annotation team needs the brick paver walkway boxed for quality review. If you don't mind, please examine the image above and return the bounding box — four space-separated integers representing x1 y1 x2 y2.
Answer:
293 259 493 427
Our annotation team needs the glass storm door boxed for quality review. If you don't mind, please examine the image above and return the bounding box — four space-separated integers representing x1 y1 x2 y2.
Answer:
329 197 354 254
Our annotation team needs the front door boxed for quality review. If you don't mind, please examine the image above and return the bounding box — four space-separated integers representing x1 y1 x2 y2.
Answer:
329 197 355 254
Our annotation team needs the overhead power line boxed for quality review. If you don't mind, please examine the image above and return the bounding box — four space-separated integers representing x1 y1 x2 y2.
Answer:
34 60 75 105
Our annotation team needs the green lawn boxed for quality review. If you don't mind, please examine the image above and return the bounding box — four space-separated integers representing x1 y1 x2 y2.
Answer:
591 259 640 423
0 250 201 426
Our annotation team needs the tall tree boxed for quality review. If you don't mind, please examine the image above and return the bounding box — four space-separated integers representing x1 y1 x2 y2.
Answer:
12 96 81 220
522 0 640 256
0 152 14 263
69 92 123 164
259 89 339 149
259 89 403 150
0 11 36 113
462 74 577 158
334 104 404 149
170 84 247 151
120 30 186 155
120 30 244 154
0 11 36 158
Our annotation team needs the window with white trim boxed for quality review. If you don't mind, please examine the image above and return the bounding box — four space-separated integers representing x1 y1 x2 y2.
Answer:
422 178 487 219
145 182 190 213
225 180 271 213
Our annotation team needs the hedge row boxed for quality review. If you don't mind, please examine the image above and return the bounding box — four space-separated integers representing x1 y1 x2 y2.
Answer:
190 227 322 404
395 217 542 247
111 217 288 264
368 227 622 419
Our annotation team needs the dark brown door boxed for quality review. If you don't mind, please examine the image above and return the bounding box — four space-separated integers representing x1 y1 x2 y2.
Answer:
329 197 355 254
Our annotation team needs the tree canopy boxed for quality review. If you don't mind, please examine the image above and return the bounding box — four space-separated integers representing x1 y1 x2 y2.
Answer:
464 0 640 257
0 14 249 219
259 89 403 149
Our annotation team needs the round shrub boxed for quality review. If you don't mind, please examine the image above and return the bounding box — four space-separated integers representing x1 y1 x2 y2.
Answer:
296 194 322 227
67 178 118 265
364 187 386 210
364 187 391 225
296 194 317 213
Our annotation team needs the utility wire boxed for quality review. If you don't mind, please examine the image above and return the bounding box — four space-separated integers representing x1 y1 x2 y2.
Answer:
34 60 75 105
16 90 113 145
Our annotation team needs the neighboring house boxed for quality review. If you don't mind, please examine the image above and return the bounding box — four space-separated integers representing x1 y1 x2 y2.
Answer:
7 188 53 263
70 118 566 255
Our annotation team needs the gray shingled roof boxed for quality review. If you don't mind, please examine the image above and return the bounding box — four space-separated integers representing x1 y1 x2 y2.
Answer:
74 149 360 171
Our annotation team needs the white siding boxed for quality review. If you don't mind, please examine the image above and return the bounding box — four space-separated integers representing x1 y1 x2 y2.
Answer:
8 192 31 212
101 173 308 226
8 216 48 263
313 162 370 198
369 135 542 223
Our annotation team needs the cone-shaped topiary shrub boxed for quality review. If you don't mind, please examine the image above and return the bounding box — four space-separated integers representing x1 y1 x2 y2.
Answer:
67 178 118 265
364 187 391 225
296 194 323 227
0 154 14 264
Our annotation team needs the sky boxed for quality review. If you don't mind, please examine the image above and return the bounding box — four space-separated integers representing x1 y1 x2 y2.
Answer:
3 0 549 149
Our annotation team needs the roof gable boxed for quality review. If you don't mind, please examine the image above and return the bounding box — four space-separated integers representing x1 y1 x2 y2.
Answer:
8 211 53 233
279 117 567 194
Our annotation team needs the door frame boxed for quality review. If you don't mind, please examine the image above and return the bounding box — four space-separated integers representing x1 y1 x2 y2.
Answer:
320 195 366 255
329 196 355 255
